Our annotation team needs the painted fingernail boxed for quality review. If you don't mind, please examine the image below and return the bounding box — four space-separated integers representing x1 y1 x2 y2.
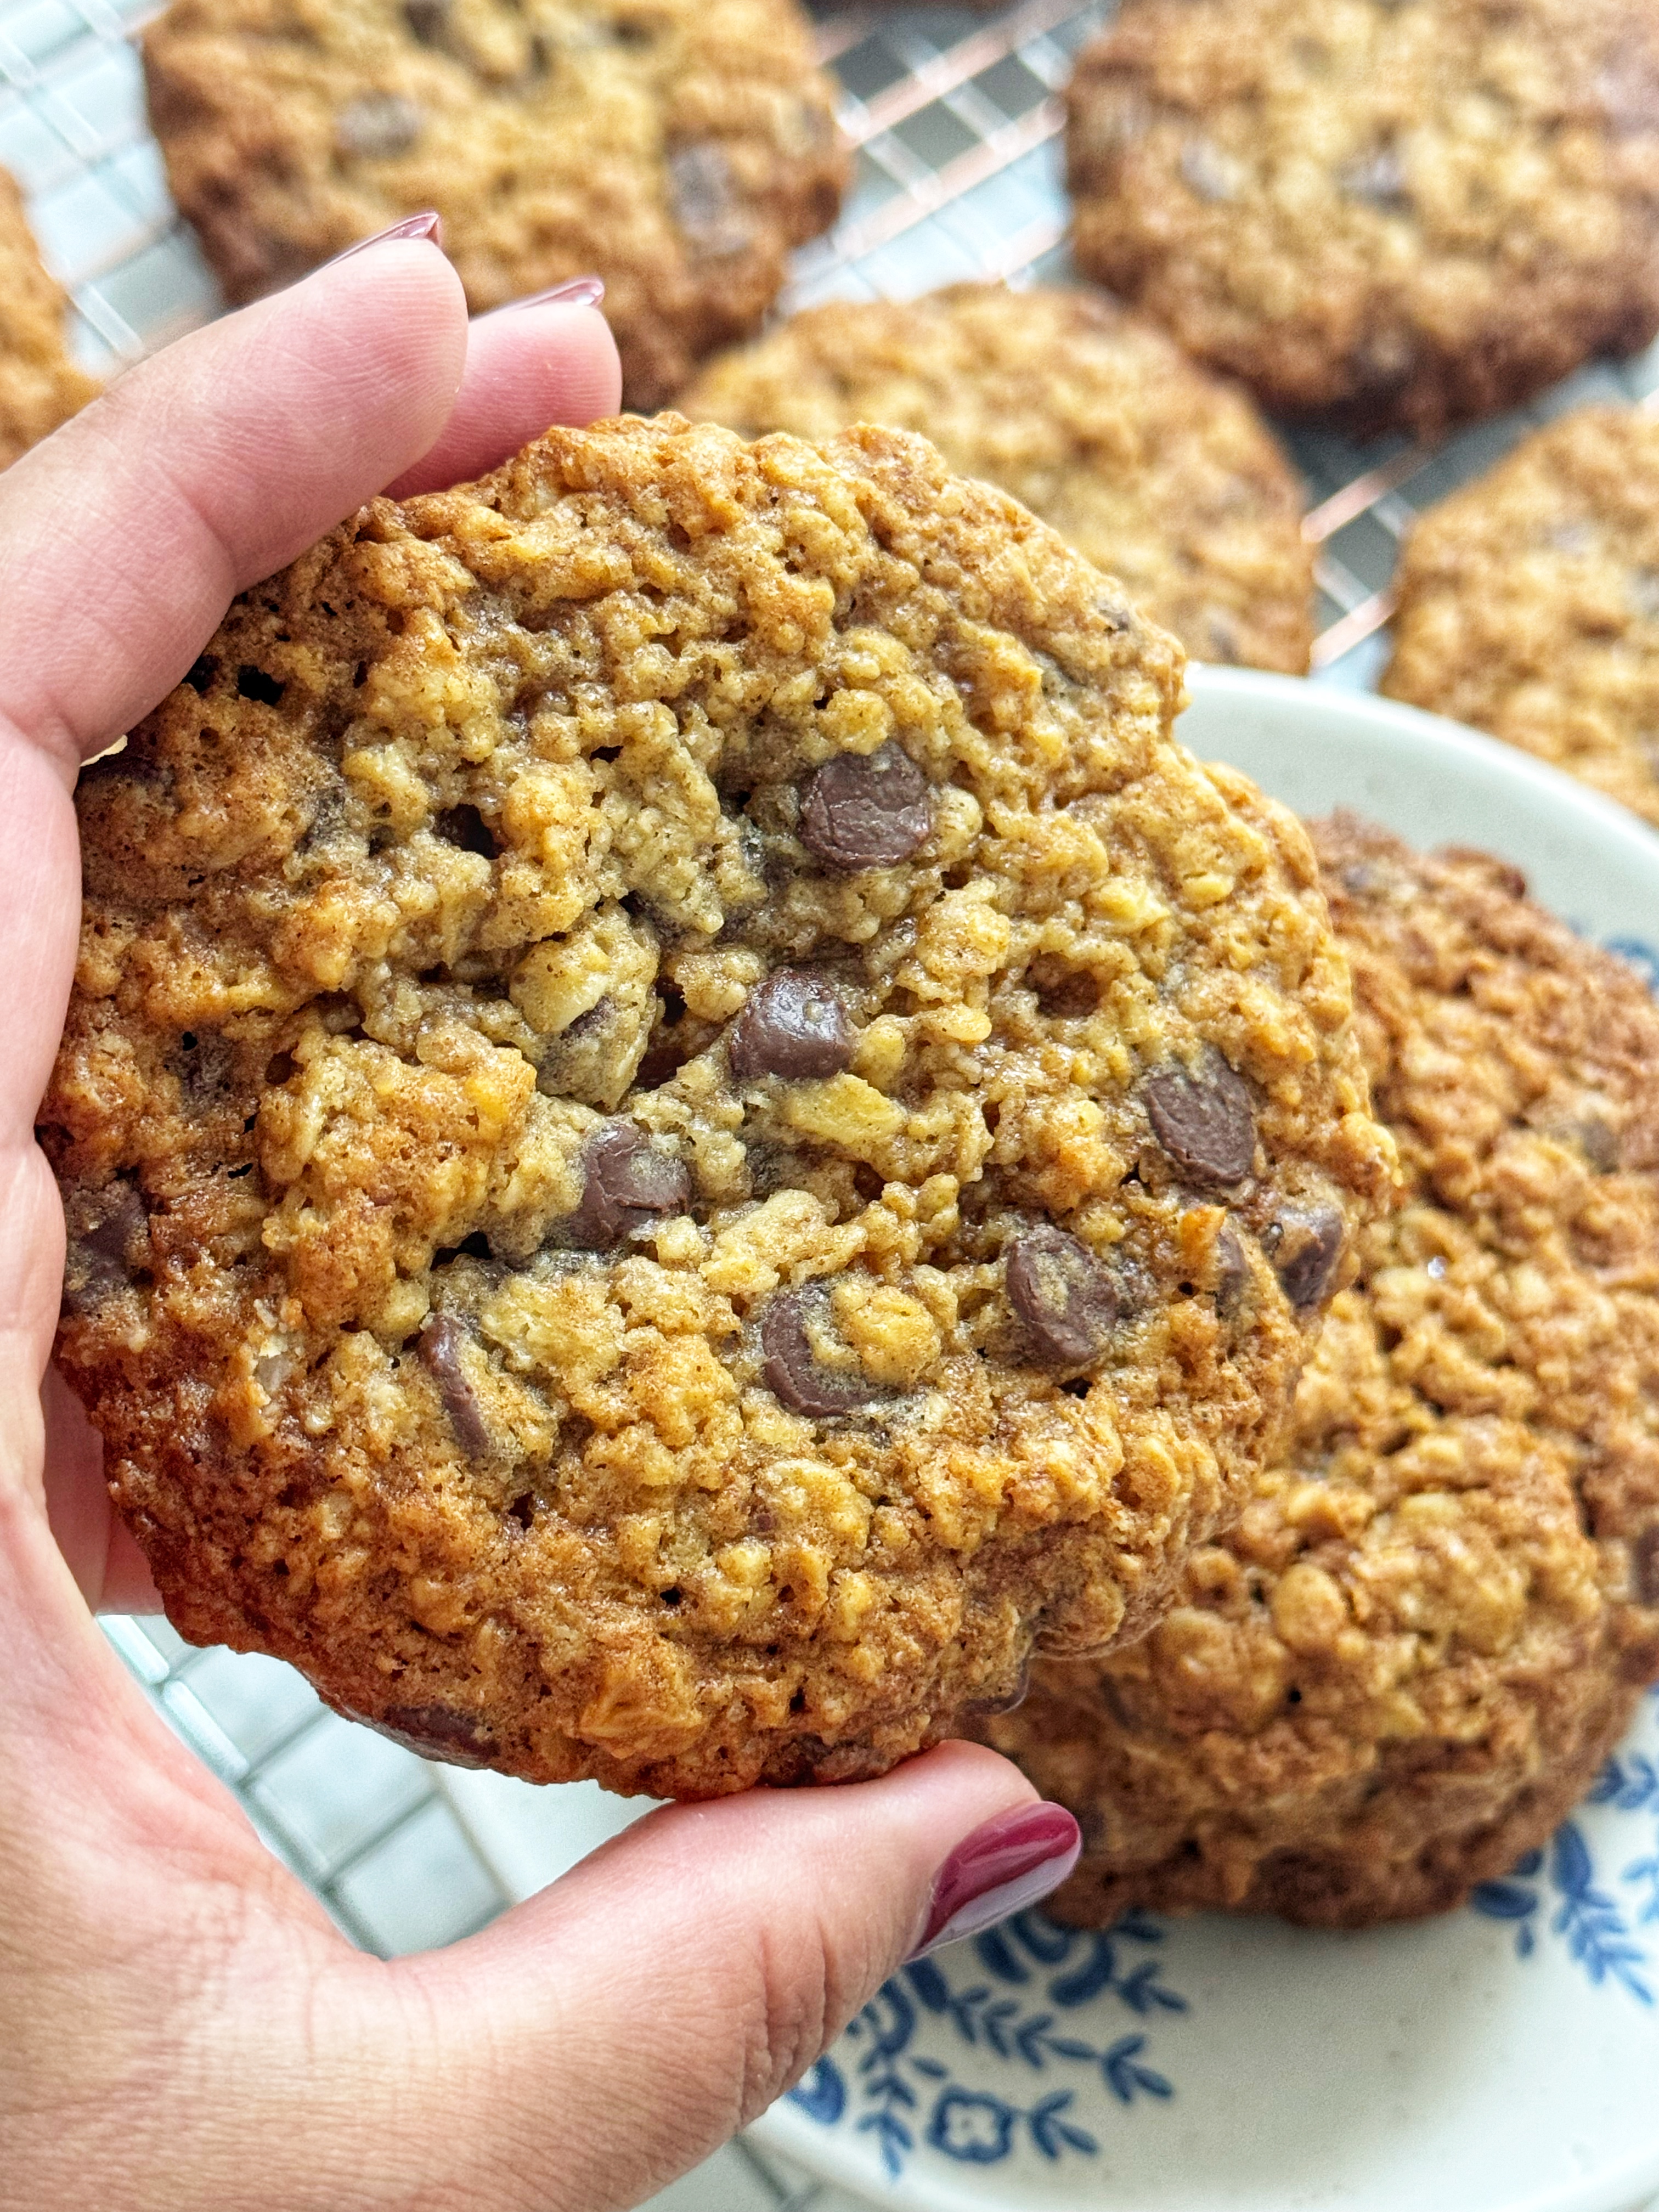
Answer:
496 275 606 312
325 210 444 267
907 1803 1081 1962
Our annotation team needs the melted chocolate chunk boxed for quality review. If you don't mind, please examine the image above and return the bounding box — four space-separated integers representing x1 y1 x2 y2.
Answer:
170 1028 235 1109
1339 144 1409 209
760 1290 882 1418
1144 1055 1255 1186
799 742 933 871
1633 1523 1659 1609
369 1702 496 1769
667 142 754 258
729 970 856 1081
1271 1205 1345 1310
569 1121 691 1248
403 0 449 40
1571 1110 1621 1174
62 1181 149 1316
419 1315 494 1458
1006 1223 1120 1367
1214 1221 1250 1314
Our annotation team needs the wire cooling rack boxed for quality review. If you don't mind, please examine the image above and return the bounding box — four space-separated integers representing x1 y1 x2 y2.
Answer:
8 4 1659 2207
6 0 1658 682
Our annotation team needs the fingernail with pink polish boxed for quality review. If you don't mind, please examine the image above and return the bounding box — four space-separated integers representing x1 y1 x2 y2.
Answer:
907 1803 1081 1962
326 210 444 267
498 275 606 312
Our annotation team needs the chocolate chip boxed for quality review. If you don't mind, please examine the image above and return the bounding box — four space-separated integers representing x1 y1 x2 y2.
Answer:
1201 606 1242 664
760 1290 882 1418
336 92 425 160
1352 326 1416 396
62 1181 149 1316
667 142 754 257
170 1028 235 1109
1006 1223 1120 1367
1144 1055 1256 1186
369 1703 496 1768
569 1121 691 1248
1339 144 1409 208
1339 861 1385 896
729 970 855 1081
1633 1523 1659 1609
799 743 933 872
1271 1205 1345 1309
403 0 449 40
1214 1222 1249 1313
419 1314 493 1458
1573 1111 1621 1174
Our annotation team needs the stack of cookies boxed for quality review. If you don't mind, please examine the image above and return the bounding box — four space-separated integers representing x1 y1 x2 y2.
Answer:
975 817 1659 1926
33 0 1659 1945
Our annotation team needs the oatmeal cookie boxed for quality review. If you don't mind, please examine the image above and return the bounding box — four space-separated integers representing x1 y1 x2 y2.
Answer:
978 816 1659 1925
0 168 98 471
678 285 1313 673
46 415 1392 1798
1066 0 1659 438
142 0 845 408
1384 408 1659 831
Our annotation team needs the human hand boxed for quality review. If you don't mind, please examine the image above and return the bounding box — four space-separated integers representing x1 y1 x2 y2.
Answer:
0 232 1079 2212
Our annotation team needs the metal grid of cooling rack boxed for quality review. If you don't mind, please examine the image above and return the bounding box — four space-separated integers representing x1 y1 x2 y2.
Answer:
8 4 1659 2205
5 0 1658 682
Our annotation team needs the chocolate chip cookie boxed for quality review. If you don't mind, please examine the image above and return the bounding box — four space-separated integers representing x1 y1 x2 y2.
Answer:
1384 407 1659 831
1066 0 1659 437
0 168 98 471
678 285 1314 673
977 816 1659 1925
46 415 1392 1798
142 0 845 408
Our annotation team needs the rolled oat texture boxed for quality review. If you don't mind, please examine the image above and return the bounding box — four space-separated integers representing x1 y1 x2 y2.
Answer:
47 416 1393 1796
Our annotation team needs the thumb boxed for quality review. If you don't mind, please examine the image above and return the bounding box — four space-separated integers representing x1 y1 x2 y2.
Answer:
382 1743 1078 2212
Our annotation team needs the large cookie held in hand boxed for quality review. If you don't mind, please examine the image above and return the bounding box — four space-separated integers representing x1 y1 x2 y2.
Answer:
679 283 1314 674
46 415 1392 1797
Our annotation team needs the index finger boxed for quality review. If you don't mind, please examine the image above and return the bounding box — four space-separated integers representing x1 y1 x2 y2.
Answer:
0 237 470 772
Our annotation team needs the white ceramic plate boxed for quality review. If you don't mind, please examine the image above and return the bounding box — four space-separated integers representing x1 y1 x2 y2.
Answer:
738 668 1659 2212
446 670 1659 2212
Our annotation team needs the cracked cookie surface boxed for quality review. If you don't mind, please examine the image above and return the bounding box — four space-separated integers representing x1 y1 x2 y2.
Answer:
1066 0 1659 437
978 817 1659 1924
46 414 1391 1797
1384 408 1659 831
142 0 845 407
0 168 98 471
678 284 1313 673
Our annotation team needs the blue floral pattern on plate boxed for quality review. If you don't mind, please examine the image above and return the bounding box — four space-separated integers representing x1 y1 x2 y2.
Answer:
791 1909 1184 2177
788 1689 1659 2178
